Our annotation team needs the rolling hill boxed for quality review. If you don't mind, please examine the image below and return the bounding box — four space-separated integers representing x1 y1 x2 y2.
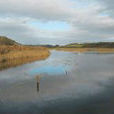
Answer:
0 36 19 45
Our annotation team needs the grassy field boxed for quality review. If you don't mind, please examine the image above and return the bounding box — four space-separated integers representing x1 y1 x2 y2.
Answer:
0 45 50 70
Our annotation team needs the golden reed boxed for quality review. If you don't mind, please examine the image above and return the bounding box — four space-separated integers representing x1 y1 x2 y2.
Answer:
0 45 50 70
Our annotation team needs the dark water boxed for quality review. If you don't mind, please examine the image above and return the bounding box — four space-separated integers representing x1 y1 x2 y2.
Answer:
0 50 114 114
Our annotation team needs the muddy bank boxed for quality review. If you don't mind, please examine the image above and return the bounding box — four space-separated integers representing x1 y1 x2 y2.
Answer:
55 48 114 53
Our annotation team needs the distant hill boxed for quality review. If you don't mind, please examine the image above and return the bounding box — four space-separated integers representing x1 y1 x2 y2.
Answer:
0 36 19 45
63 42 114 48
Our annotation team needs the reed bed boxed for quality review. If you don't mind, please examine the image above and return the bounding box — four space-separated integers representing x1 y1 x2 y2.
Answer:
0 45 50 70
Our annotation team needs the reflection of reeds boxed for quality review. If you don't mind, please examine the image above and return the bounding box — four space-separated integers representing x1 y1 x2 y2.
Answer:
0 45 50 70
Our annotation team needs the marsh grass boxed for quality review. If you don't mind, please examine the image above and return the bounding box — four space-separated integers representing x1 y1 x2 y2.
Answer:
0 45 50 70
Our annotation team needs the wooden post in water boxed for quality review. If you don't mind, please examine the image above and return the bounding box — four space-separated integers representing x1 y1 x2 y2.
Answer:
36 75 40 92
65 71 67 76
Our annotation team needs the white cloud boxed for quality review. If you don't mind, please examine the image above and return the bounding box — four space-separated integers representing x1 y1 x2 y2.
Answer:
0 0 75 21
98 0 114 16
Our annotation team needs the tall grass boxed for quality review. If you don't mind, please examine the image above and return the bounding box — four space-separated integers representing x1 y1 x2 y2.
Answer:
0 45 50 70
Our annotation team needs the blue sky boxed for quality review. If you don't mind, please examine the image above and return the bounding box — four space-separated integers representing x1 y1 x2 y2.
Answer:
0 0 114 45
28 21 70 31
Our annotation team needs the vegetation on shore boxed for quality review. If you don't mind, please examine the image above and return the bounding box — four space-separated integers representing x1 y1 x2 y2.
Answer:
55 47 114 53
62 42 114 48
0 36 50 70
49 42 114 53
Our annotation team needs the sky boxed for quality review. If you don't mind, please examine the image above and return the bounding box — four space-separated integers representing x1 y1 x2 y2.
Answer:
0 0 114 45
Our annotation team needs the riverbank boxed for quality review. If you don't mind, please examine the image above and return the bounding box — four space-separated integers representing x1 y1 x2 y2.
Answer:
0 45 50 70
54 47 114 53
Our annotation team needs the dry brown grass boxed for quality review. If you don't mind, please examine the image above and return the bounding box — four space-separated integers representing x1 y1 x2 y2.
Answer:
0 45 50 70
55 47 114 53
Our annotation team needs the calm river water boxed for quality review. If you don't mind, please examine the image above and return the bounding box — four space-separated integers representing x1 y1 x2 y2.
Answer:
0 50 114 114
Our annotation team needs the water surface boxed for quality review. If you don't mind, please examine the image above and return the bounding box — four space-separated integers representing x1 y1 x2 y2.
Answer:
0 50 114 113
